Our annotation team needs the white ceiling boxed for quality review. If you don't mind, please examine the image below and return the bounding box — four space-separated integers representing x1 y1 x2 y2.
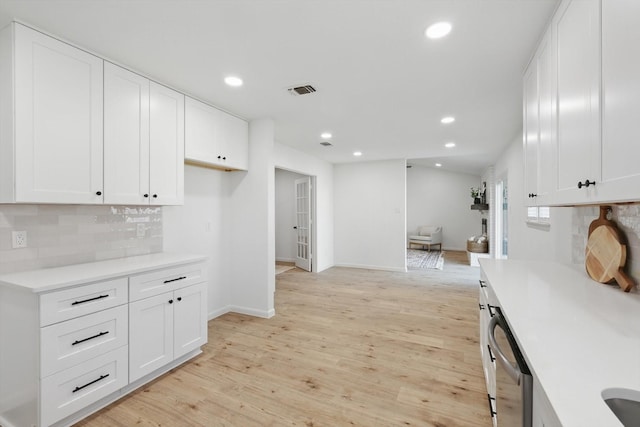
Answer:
0 0 559 175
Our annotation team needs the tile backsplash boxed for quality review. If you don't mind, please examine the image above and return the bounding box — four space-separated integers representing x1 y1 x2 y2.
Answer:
572 204 640 285
0 205 162 274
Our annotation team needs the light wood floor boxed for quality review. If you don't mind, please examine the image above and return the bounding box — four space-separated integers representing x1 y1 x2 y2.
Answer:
75 251 490 427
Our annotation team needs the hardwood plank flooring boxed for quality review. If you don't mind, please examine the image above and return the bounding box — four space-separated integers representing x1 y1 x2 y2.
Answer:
75 251 490 427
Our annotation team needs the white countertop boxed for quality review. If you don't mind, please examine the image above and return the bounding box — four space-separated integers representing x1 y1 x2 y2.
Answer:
480 259 640 427
0 253 207 293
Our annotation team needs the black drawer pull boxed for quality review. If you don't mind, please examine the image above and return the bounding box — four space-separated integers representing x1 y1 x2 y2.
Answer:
479 280 487 288
163 276 187 284
72 374 109 393
71 294 109 306
177 297 182 302
72 331 109 346
487 394 497 417
577 179 596 189
487 344 496 362
487 304 496 317
478 303 485 310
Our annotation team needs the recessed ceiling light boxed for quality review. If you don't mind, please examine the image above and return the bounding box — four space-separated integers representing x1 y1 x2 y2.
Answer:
224 76 243 87
441 116 455 124
435 163 442 167
321 132 332 139
353 151 362 157
445 142 456 148
425 22 452 39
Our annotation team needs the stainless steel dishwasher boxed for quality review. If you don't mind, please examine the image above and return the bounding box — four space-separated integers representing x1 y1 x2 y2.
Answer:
488 307 533 427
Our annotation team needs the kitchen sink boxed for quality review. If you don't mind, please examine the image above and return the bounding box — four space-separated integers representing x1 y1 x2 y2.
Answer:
602 388 640 426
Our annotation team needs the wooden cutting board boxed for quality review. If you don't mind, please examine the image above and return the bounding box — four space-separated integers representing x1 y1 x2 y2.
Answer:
585 206 635 292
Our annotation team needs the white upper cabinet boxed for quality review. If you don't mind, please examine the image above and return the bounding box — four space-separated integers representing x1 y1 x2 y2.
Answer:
523 30 556 207
185 96 248 171
149 82 184 205
1 23 104 204
554 0 601 204
599 0 640 202
104 62 150 205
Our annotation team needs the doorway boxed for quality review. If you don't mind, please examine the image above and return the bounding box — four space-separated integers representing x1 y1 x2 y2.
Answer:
275 168 315 272
494 178 508 259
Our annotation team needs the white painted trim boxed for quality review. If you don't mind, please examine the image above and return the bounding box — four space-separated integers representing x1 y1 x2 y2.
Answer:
228 305 275 319
276 257 296 263
333 263 406 273
208 305 231 320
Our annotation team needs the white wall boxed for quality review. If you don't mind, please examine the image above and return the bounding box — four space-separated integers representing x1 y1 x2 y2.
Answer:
275 169 306 263
493 134 572 263
334 159 406 271
163 165 229 319
407 165 481 251
274 142 334 272
224 119 276 318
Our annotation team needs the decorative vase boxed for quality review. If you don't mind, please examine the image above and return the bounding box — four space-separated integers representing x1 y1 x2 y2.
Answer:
474 197 481 204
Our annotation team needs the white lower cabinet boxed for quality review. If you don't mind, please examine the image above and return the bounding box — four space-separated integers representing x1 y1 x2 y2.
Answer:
478 279 497 426
129 282 207 382
0 256 207 427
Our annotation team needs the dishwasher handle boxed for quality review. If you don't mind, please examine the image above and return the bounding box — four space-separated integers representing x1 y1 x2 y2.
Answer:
488 315 522 385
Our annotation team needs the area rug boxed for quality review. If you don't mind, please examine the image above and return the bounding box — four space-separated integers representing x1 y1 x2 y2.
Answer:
407 249 445 270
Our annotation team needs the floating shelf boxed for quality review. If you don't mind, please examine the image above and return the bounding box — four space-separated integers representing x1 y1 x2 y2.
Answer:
471 204 490 211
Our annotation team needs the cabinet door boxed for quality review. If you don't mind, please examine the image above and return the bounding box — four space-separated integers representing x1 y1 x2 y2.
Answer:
220 113 249 171
149 81 184 205
599 0 640 202
103 62 150 205
536 31 556 205
13 23 104 204
173 283 207 359
129 292 174 382
184 96 223 166
523 60 539 205
554 0 601 203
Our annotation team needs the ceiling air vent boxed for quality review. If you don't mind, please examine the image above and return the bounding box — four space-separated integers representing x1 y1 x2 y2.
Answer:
320 141 332 147
288 84 317 96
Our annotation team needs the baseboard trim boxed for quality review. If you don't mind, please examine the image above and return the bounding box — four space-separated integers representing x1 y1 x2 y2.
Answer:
333 263 406 273
276 257 296 263
208 305 232 320
228 305 275 319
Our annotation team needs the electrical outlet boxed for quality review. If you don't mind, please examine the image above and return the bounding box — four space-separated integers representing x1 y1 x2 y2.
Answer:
12 230 27 248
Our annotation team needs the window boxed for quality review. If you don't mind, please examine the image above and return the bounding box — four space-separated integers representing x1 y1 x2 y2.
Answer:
527 206 550 227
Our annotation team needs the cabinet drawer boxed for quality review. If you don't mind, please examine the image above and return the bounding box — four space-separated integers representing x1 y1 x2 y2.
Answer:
40 278 128 326
129 263 204 302
40 345 128 426
41 305 128 378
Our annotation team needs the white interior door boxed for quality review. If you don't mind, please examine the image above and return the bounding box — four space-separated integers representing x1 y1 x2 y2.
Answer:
294 177 312 271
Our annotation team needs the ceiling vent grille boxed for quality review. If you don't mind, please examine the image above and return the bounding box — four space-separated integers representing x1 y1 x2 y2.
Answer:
320 141 332 147
288 84 317 96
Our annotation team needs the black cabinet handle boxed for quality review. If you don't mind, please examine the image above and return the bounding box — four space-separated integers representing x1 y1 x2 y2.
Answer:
152 194 158 198
577 180 596 189
73 374 109 393
487 304 496 317
72 331 109 346
528 193 537 198
177 297 182 302
163 276 186 284
168 299 174 304
479 280 486 288
144 194 149 198
223 156 226 160
217 155 222 159
293 226 298 229
71 294 109 306
487 344 496 362
487 394 497 418
96 191 102 196
479 303 485 310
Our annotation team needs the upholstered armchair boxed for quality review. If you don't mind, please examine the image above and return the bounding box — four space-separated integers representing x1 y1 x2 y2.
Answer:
408 226 443 251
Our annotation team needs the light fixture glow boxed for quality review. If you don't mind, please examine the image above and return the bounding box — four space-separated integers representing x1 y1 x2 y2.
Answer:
435 163 442 167
425 22 452 39
321 132 332 139
224 76 243 87
353 151 362 157
441 116 455 124
445 142 456 148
